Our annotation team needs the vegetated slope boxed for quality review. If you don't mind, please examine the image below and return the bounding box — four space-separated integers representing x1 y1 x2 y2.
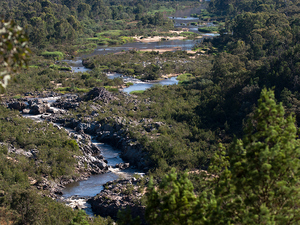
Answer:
1 0 200 52
145 89 300 225
4 0 300 223
78 0 300 177
0 106 78 224
141 1 300 223
200 0 300 127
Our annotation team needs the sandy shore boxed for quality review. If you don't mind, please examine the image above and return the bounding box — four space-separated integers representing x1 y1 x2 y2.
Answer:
134 35 187 43
134 29 202 43
161 73 180 79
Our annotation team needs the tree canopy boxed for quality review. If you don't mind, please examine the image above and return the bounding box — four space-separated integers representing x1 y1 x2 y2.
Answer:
146 89 300 224
0 19 30 92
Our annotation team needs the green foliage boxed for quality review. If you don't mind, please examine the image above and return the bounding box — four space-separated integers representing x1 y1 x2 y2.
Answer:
84 50 210 80
180 31 198 38
130 90 144 95
117 207 141 225
146 168 198 225
147 6 176 15
198 27 219 33
217 88 300 224
2 188 78 225
0 106 79 179
96 30 122 38
41 51 64 60
69 210 90 225
176 73 193 83
145 89 300 224
206 89 300 224
208 0 292 16
6 62 125 95
0 0 187 51
0 19 30 92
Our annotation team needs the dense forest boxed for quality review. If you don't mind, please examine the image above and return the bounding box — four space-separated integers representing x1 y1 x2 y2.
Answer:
0 0 198 53
1 0 300 224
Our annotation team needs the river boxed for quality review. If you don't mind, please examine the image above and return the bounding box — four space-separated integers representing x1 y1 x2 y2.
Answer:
64 5 217 93
22 96 141 216
59 5 212 216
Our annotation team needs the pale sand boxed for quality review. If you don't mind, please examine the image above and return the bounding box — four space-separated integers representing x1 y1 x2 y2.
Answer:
161 73 180 79
134 35 187 43
134 29 202 43
169 28 189 34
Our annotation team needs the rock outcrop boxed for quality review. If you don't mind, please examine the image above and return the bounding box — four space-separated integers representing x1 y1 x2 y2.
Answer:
84 87 115 103
88 178 146 223
6 93 152 171
51 94 80 109
44 115 150 171
8 101 26 111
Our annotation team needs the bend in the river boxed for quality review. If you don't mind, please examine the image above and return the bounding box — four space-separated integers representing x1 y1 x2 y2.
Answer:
64 6 215 93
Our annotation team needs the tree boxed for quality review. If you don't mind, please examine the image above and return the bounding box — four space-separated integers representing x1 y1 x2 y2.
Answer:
146 168 198 225
205 88 300 224
68 210 90 225
29 17 47 46
0 19 30 92
145 89 300 225
10 189 42 225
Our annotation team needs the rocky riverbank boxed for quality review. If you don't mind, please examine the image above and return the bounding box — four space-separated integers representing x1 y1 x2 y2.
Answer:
6 88 150 171
5 88 152 217
88 177 147 224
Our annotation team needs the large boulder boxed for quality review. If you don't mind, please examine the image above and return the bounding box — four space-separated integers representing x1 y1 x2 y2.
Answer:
29 104 49 114
8 101 26 111
84 87 115 103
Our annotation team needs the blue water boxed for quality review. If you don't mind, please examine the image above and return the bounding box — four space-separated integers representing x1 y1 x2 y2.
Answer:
123 77 179 93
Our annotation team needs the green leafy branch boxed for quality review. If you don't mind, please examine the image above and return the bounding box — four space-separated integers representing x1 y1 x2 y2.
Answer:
0 19 30 92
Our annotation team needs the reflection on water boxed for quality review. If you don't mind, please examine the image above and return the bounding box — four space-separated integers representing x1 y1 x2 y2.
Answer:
94 142 122 166
62 59 91 73
82 39 198 59
170 16 199 20
123 77 178 93
63 166 137 198
63 39 200 73
63 172 119 198
63 142 137 198
203 33 220 37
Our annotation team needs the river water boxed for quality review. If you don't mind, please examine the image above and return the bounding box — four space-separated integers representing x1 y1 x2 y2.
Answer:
62 142 137 199
24 7 211 211
64 5 216 93
59 5 213 216
22 96 141 216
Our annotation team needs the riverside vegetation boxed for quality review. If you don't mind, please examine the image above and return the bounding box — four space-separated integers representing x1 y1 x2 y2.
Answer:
2 0 300 224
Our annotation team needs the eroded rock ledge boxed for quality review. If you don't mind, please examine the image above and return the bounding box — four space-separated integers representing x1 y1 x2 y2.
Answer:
88 178 147 224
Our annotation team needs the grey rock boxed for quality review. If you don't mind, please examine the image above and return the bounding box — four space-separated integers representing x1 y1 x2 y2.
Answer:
84 87 115 103
8 101 26 111
29 104 50 114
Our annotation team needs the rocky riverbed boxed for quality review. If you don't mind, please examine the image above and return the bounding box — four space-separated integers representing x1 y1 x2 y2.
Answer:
5 87 152 219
